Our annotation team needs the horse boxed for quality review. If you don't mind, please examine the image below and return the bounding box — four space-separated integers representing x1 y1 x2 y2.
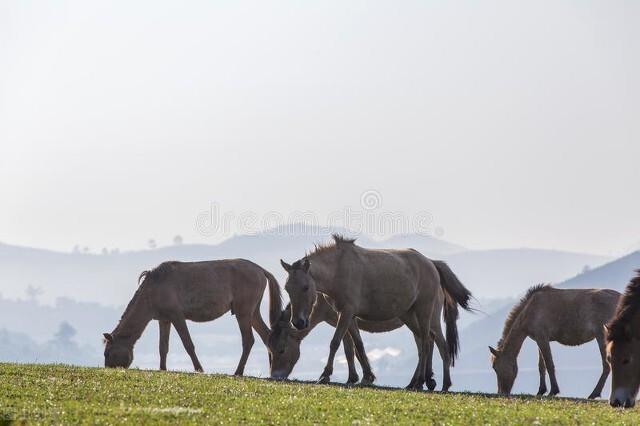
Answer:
489 284 619 399
103 259 282 375
280 234 472 389
268 289 453 391
605 271 640 408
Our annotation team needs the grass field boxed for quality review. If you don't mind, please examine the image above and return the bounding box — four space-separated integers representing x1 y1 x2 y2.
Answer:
0 363 637 425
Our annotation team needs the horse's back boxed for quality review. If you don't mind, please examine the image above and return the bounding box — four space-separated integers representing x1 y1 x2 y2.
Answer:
147 259 267 321
344 245 439 320
528 287 619 344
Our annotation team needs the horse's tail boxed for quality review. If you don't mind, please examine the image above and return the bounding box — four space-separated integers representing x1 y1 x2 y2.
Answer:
433 260 473 366
262 269 283 327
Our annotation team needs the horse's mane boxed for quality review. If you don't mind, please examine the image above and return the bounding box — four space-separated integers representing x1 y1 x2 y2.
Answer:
497 284 552 349
112 262 174 336
607 271 640 342
305 233 356 258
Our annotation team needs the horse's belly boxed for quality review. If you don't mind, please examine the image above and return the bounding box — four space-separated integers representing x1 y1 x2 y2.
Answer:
358 291 416 321
182 292 232 322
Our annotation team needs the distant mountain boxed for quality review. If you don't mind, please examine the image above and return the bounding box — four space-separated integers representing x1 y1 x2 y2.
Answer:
560 250 640 291
380 234 466 257
0 229 609 305
442 248 610 298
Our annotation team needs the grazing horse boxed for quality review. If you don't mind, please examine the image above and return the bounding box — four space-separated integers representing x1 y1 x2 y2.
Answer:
280 234 472 389
489 285 619 399
269 289 453 391
103 259 282 375
606 271 640 408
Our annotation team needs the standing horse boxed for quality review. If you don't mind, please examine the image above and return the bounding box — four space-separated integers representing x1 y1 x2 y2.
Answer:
103 259 282 375
489 284 619 398
280 234 472 389
606 271 640 408
269 289 452 391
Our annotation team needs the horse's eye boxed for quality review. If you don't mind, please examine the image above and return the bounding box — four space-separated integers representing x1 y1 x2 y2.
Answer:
623 358 631 365
303 286 309 292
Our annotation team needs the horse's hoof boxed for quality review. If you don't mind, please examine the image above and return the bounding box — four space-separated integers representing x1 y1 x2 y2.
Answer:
405 382 423 391
346 375 359 385
549 388 560 396
316 375 330 384
588 393 600 400
195 368 204 373
426 378 437 391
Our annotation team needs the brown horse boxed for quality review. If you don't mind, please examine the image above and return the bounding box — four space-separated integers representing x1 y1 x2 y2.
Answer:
269 290 452 391
606 271 640 408
280 235 472 389
489 284 619 399
103 259 282 375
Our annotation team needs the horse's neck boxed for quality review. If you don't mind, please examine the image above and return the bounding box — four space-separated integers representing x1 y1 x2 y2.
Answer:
500 321 527 358
309 250 338 294
114 294 154 344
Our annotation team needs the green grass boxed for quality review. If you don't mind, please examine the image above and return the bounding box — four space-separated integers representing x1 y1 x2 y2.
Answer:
0 363 637 425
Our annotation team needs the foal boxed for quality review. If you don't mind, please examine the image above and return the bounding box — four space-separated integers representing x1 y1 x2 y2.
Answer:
489 284 619 398
103 259 282 375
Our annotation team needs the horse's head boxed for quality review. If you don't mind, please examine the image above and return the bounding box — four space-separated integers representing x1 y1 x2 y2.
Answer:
268 308 303 380
280 258 317 330
489 346 517 395
103 332 134 368
606 324 640 408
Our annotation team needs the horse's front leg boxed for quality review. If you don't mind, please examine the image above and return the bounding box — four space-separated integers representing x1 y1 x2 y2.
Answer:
158 320 171 371
317 310 354 384
537 339 559 396
171 315 204 372
588 334 610 399
536 349 547 396
342 333 359 385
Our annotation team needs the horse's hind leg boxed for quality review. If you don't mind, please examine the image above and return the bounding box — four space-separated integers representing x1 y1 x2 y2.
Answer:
588 334 610 399
159 320 171 371
536 339 559 396
425 335 436 391
342 333 360 384
348 324 376 385
171 315 204 372
432 325 451 392
234 312 255 376
401 312 425 390
536 349 547 396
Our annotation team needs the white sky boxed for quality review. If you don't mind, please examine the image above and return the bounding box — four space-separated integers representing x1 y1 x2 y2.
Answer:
0 1 638 255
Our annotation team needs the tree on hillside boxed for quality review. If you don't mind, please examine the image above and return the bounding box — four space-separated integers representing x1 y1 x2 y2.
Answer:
26 285 43 303
173 235 183 245
148 239 157 249
53 322 77 344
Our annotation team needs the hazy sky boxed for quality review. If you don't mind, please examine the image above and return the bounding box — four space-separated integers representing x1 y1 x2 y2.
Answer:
1 1 638 255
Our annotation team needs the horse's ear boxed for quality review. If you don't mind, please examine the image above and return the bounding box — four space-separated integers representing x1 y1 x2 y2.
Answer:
603 324 610 336
488 346 499 357
103 333 113 342
280 259 292 272
302 258 311 273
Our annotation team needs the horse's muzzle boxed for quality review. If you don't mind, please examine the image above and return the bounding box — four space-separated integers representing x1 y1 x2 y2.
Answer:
610 389 636 408
292 318 309 330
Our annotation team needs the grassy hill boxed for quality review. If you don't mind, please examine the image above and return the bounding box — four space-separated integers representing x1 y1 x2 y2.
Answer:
0 363 637 425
